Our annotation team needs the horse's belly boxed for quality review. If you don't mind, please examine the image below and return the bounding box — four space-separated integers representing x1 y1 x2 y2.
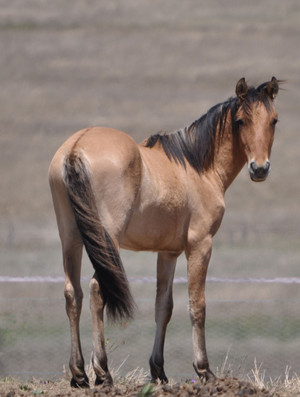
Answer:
121 211 185 253
121 231 184 253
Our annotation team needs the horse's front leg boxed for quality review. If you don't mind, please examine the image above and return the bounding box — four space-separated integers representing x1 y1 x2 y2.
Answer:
90 275 113 386
187 236 216 382
149 253 177 383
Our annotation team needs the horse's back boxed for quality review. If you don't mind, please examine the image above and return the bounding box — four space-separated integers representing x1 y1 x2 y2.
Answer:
50 126 141 179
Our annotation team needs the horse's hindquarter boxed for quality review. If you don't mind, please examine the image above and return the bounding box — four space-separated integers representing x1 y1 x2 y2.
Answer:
49 127 143 239
80 128 144 236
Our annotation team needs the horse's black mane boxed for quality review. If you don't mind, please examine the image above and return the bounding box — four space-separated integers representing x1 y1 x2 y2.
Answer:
144 83 273 172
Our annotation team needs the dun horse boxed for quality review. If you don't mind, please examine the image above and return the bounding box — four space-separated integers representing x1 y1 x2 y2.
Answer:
49 77 280 388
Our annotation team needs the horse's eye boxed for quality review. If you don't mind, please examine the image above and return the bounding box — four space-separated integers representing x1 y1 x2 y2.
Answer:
236 118 244 127
272 118 278 126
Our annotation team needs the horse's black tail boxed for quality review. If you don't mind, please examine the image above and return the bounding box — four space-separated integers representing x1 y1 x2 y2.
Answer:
63 150 135 321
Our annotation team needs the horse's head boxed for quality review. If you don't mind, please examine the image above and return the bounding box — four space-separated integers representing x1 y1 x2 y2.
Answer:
235 77 279 182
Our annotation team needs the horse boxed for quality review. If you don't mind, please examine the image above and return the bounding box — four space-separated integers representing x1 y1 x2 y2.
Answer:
49 77 280 388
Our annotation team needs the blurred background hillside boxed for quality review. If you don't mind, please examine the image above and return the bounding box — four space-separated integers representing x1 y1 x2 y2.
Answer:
0 0 299 380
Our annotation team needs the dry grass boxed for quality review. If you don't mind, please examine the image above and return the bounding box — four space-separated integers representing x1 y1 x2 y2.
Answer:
0 363 299 397
216 354 300 396
248 362 300 397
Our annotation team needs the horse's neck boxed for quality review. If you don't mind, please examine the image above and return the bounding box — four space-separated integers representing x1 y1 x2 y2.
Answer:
213 124 246 192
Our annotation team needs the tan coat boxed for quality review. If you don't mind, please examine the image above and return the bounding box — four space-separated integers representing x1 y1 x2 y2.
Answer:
49 77 279 387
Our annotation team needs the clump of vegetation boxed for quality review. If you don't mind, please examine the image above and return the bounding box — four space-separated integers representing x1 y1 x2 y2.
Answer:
248 362 300 397
138 383 155 397
0 364 299 397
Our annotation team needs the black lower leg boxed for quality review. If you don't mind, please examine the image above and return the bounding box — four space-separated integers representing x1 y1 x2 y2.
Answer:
149 356 168 383
70 374 89 388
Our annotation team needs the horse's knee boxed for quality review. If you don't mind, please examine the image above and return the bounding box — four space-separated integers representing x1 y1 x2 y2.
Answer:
64 282 83 303
64 282 74 301
189 299 206 325
63 243 83 303
90 276 99 290
89 277 102 297
64 282 83 319
89 277 105 315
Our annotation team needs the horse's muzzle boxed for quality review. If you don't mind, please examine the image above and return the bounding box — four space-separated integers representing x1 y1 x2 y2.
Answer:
248 160 271 182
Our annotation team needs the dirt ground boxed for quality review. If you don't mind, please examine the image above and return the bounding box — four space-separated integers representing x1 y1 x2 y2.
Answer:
0 376 283 397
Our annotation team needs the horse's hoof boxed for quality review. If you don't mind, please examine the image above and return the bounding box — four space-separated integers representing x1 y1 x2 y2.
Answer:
70 376 90 388
150 372 168 384
95 373 113 387
193 363 216 383
205 368 216 382
151 376 168 384
149 357 168 384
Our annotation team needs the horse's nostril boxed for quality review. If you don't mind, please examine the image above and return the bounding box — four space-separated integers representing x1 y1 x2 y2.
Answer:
264 161 270 172
250 161 270 173
250 161 258 172
249 160 270 181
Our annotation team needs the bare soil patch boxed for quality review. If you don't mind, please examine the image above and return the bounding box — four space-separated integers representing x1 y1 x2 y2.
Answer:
0 377 276 397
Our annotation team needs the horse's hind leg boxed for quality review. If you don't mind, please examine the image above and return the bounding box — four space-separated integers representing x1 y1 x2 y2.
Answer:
90 275 113 386
49 156 90 387
149 253 177 383
63 236 89 388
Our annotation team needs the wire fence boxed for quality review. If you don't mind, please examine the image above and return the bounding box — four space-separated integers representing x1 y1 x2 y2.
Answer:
0 277 299 381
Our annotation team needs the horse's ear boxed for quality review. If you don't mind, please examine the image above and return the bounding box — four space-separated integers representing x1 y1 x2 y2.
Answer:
266 76 279 100
235 77 248 101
